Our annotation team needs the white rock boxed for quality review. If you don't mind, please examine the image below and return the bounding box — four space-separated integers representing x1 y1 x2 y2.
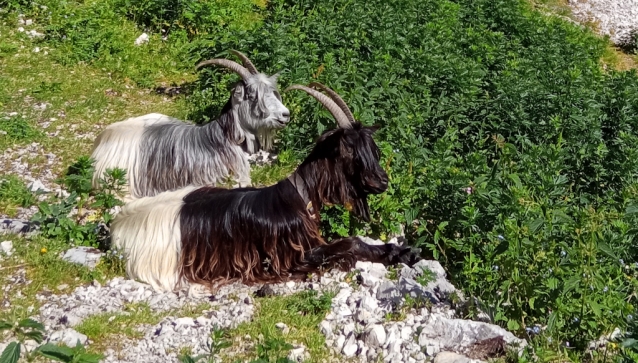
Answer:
174 317 194 327
28 180 50 192
335 334 346 351
134 33 149 46
433 351 473 363
48 328 87 347
413 260 446 279
319 320 333 339
1 241 13 256
275 322 290 335
361 293 379 311
287 344 308 363
342 334 358 357
61 247 103 269
365 324 386 348
401 326 413 341
25 19 33 26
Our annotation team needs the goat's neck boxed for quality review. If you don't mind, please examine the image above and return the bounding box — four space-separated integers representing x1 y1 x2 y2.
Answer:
288 173 314 217
288 158 336 218
213 105 245 145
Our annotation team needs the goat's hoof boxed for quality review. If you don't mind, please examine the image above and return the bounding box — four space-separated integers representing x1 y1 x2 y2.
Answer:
388 245 422 266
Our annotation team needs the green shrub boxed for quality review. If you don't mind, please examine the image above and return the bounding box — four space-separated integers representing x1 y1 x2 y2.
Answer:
31 156 126 247
190 0 638 355
114 0 264 36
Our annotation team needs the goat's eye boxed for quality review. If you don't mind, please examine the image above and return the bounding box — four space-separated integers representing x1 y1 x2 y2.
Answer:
273 91 282 101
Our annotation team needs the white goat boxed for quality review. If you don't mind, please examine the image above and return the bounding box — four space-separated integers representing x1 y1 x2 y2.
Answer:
90 50 290 201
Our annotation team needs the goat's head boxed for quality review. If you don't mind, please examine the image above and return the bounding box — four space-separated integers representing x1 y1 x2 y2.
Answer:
286 83 389 222
196 50 290 134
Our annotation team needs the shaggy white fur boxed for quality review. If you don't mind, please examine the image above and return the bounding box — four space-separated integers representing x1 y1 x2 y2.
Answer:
110 186 196 292
90 113 176 202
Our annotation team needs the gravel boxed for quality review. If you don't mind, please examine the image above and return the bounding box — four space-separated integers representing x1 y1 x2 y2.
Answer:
568 0 638 45
1 226 527 363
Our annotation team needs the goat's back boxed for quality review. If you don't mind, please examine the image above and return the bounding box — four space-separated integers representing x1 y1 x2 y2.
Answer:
90 113 180 196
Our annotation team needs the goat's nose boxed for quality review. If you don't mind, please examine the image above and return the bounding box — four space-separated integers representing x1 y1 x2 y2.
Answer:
281 111 290 122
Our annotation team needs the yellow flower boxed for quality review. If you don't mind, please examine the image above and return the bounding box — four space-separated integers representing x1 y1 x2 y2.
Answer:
40 247 47 254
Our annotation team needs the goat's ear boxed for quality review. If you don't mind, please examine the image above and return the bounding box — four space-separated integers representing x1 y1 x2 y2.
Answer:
269 72 280 81
368 125 381 133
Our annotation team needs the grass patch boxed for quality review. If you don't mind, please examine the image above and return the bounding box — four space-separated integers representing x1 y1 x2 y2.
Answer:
0 175 36 217
75 301 213 354
225 290 336 362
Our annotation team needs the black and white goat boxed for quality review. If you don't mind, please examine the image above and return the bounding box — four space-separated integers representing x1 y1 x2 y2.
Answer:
110 82 421 292
90 50 290 200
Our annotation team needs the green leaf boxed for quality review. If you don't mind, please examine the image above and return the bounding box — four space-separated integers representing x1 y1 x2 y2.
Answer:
18 318 44 331
24 330 44 344
597 241 618 260
507 173 522 189
563 275 580 294
589 300 602 317
552 210 573 224
0 321 12 331
178 355 196 363
506 319 520 331
37 343 74 362
626 203 638 215
0 342 20 363
621 338 638 348
527 217 544 234
76 353 104 363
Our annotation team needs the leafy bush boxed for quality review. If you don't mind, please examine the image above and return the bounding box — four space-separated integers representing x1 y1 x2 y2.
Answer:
189 0 638 355
285 290 334 316
31 156 126 247
114 0 264 36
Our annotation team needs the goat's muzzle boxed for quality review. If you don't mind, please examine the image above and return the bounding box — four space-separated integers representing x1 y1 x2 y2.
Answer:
276 111 291 126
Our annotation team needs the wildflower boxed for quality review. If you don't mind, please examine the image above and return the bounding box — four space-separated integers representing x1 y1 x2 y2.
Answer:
628 315 633 320
566 341 570 347
548 268 553 274
40 247 47 253
532 326 540 334
560 250 566 257
603 286 608 292
492 265 499 271
547 337 553 343
497 235 505 241
573 317 579 323
465 187 473 194
619 259 625 266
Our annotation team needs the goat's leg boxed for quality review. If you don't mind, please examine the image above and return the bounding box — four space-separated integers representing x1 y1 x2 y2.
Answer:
295 237 421 274
351 237 421 266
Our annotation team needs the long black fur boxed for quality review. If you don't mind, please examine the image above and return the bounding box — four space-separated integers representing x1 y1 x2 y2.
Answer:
178 122 421 288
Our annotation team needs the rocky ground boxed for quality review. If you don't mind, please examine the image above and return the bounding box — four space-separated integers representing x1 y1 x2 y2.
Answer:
568 0 638 46
0 233 527 363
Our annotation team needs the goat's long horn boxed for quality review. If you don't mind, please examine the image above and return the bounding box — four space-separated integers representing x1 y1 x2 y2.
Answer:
285 85 351 129
309 82 355 124
230 50 259 74
195 59 252 81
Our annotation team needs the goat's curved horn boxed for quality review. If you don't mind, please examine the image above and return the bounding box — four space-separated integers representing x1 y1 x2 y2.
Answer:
309 82 355 124
230 50 259 75
285 85 351 129
195 59 252 81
